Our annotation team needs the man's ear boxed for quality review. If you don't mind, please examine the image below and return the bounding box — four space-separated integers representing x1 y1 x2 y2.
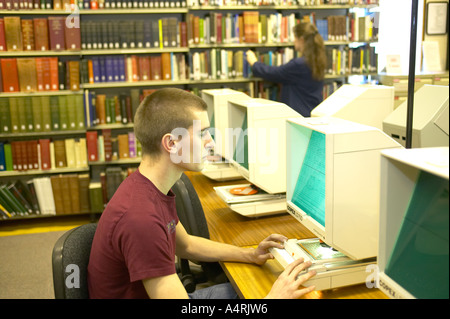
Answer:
161 133 177 154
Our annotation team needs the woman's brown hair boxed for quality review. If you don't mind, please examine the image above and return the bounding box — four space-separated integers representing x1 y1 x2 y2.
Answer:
293 22 327 81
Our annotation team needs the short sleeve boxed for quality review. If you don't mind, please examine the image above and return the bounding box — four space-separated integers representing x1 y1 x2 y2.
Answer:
113 214 177 283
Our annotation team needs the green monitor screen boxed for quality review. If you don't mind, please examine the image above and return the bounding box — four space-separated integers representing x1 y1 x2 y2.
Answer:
385 170 449 299
233 112 249 170
291 129 326 227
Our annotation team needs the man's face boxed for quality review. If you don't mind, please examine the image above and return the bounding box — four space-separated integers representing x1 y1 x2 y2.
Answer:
170 110 215 172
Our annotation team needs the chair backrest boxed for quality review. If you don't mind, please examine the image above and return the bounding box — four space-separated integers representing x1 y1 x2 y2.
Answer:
172 173 210 239
52 223 97 299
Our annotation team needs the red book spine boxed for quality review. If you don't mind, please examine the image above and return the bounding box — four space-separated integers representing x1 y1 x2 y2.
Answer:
0 18 6 51
19 141 28 171
0 58 19 92
41 57 51 91
27 140 39 170
138 56 150 81
48 16 65 51
33 18 49 51
179 21 187 48
39 139 51 170
11 141 18 171
35 57 45 91
86 131 98 162
102 129 112 161
64 18 81 50
49 57 59 91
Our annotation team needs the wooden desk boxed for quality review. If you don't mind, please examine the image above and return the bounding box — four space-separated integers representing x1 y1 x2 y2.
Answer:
185 171 388 299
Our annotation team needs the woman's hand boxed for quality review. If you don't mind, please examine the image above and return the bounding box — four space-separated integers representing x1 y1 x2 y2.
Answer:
246 50 258 66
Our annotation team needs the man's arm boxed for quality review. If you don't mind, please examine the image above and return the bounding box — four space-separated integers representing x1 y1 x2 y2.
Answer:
175 222 285 265
142 273 189 299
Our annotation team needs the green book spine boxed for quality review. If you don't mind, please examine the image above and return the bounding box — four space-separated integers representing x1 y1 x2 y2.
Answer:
49 96 60 131
40 96 52 132
58 95 69 130
31 96 43 132
105 97 112 124
0 185 27 215
3 144 13 171
75 94 85 130
23 97 34 132
89 183 104 213
8 97 20 133
66 95 77 130
0 193 15 215
17 97 27 133
0 98 11 133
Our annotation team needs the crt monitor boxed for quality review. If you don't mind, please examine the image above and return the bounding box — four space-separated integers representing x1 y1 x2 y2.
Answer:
201 89 251 159
227 98 302 195
286 117 402 260
311 84 395 131
378 147 449 299
383 85 449 148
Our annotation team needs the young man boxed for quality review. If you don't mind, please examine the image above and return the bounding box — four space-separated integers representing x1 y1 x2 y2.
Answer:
87 88 316 299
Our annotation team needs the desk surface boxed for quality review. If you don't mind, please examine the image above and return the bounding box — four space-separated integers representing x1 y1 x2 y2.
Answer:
185 171 388 299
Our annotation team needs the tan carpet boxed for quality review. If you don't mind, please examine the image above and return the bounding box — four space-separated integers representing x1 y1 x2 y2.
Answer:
0 230 67 299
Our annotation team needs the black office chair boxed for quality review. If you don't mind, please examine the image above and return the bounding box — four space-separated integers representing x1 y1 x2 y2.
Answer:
172 173 228 293
52 223 97 299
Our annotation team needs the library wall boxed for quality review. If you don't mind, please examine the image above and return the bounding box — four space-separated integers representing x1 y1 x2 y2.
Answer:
0 0 380 221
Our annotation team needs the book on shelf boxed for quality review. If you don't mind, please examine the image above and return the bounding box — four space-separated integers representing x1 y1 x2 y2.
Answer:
0 137 88 172
82 53 187 84
86 130 141 162
0 95 85 135
1 58 19 93
1 15 81 52
0 57 80 93
80 16 186 50
0 172 96 219
325 44 377 76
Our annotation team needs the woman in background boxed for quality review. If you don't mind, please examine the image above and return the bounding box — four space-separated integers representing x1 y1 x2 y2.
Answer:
246 22 327 117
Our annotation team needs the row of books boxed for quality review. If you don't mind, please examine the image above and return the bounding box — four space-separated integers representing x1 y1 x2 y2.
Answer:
83 88 147 127
189 49 250 80
189 0 378 6
0 88 150 133
187 12 298 45
314 14 377 42
325 45 377 75
0 16 80 52
85 130 142 162
80 18 187 50
0 173 106 218
0 138 88 172
82 53 188 83
0 94 85 134
0 57 80 93
0 0 187 10
0 0 378 11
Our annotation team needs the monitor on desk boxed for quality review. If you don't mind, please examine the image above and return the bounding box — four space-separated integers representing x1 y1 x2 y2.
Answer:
227 98 302 194
382 85 449 148
286 117 403 260
311 84 395 131
201 89 251 159
378 147 449 299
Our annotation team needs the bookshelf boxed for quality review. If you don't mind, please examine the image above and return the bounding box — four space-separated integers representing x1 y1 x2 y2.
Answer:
0 0 380 222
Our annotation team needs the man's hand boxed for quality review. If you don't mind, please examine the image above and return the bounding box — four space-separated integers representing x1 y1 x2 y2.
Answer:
251 234 288 265
246 50 258 67
265 258 316 299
